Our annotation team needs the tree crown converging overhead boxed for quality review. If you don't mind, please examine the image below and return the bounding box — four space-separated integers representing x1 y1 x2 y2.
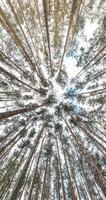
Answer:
0 0 106 199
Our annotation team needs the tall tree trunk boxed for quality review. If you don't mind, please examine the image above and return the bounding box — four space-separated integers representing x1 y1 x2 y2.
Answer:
40 157 49 200
58 0 83 75
0 116 34 158
42 0 52 71
0 146 24 185
71 45 106 83
62 115 106 197
0 65 40 93
9 125 44 200
55 155 61 200
55 136 66 200
0 148 26 199
27 134 46 200
0 101 46 121
61 141 77 200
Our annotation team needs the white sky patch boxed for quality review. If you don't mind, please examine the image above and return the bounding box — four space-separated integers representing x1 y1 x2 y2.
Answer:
50 78 65 102
63 56 80 80
84 20 98 40
61 19 99 85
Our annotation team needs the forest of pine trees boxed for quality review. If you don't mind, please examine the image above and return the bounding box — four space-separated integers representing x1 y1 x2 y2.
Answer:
0 0 106 199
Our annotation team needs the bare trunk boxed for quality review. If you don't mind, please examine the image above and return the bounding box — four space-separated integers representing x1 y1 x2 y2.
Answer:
0 102 45 121
55 136 66 200
9 126 44 200
62 116 106 197
27 135 46 200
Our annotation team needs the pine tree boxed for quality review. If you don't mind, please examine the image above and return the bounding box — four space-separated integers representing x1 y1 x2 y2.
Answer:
0 0 106 199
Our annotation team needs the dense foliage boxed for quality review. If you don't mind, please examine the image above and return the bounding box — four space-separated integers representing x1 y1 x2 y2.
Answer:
0 0 106 199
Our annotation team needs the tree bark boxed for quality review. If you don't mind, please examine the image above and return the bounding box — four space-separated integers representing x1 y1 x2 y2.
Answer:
0 102 45 121
9 125 44 200
27 135 46 200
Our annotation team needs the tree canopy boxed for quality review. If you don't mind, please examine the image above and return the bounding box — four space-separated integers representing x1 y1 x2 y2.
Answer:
0 0 106 199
